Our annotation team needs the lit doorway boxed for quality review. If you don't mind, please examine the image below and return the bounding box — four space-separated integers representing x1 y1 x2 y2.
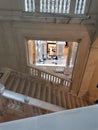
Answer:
26 39 78 78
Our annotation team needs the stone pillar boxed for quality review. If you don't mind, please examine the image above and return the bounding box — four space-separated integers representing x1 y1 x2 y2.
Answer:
27 40 36 65
70 42 78 67
56 41 65 59
41 41 47 59
32 41 36 64
64 42 78 76
71 37 91 95
66 42 74 67
36 40 47 62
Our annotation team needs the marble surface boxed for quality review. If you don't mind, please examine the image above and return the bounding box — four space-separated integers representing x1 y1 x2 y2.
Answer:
0 105 98 130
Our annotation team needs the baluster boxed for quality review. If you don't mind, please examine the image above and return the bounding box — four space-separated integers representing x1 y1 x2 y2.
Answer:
58 78 61 84
81 0 87 14
35 69 36 76
50 75 53 82
42 0 44 12
78 0 82 14
33 0 35 12
40 0 43 12
49 75 51 82
44 73 46 79
44 0 46 12
41 72 43 78
28 0 32 12
34 69 36 76
56 77 58 83
68 82 70 87
47 74 49 81
55 0 58 13
36 69 37 76
43 72 45 79
45 73 47 80
31 0 33 12
75 0 79 14
60 79 64 85
47 74 49 80
54 76 56 83
25 0 28 11
48 0 50 12
70 0 76 15
38 71 41 78
59 0 63 13
66 81 68 86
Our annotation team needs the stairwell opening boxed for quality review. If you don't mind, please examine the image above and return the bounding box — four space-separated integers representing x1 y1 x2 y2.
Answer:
26 39 79 79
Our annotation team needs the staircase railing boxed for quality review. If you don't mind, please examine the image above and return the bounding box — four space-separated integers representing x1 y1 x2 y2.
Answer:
0 84 65 112
27 65 72 88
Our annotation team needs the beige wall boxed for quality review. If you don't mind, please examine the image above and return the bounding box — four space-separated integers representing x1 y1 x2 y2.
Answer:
0 21 92 71
0 19 95 95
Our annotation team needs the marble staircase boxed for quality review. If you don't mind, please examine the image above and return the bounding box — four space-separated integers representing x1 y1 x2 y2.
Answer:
0 68 92 122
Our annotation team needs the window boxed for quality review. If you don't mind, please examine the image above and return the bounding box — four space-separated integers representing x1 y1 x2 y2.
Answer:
74 0 87 14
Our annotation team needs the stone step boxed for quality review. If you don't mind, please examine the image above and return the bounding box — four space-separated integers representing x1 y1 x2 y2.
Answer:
61 91 67 108
46 86 51 103
51 88 57 105
57 90 62 106
28 81 37 97
15 79 25 93
11 77 20 92
5 75 15 90
22 81 31 96
2 69 90 112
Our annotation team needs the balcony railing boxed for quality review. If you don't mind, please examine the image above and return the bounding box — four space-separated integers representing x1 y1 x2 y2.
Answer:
27 65 71 88
24 0 87 15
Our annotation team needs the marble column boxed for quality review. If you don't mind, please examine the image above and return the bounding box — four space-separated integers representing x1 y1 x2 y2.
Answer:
56 41 65 59
66 42 73 67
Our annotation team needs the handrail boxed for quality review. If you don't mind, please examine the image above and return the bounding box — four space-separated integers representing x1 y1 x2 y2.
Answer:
27 65 72 88
0 86 65 112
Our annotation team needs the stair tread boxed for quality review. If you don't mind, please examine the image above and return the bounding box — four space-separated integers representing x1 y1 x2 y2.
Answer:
74 96 81 107
66 94 72 109
16 79 25 93
46 86 51 103
5 75 12 87
2 69 90 112
35 83 41 99
57 90 62 106
22 81 31 96
41 85 47 101
70 95 77 108
51 88 57 105
61 91 67 108
5 75 15 90
79 98 85 107
11 77 20 92
28 82 36 97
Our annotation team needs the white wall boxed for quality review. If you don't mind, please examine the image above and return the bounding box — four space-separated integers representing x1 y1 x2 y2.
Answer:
0 105 98 130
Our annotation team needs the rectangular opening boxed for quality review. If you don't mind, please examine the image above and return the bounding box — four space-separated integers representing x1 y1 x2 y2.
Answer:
26 39 79 79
